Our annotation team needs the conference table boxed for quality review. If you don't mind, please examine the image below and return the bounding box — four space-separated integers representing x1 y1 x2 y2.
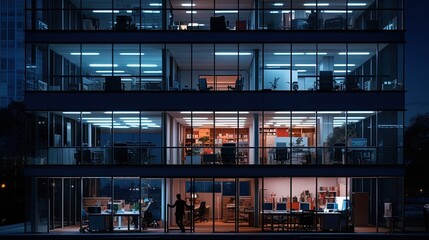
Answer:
89 210 141 232
262 210 342 232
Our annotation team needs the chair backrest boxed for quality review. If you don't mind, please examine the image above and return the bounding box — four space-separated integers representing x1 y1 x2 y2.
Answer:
275 148 288 160
221 143 236 164
82 19 94 30
235 78 244 90
199 202 206 215
198 78 208 90
210 16 227 30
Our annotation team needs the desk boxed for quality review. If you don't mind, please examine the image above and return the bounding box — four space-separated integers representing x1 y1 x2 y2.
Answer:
262 210 341 232
114 211 140 231
89 213 112 232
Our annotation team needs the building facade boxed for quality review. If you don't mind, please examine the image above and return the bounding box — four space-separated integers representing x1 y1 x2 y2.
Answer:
24 0 405 234
0 0 25 108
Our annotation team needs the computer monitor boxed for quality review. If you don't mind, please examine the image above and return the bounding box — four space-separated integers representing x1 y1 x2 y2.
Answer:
276 202 287 211
299 202 310 211
263 202 273 211
326 202 338 211
87 206 101 214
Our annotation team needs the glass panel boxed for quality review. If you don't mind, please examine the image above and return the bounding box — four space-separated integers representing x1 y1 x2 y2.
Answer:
293 44 316 90
82 44 113 91
168 178 193 232
377 111 403 164
263 44 292 91
193 44 215 90
214 178 236 232
291 111 316 165
346 111 377 165
168 44 191 90
261 177 291 231
379 43 403 91
25 177 49 233
82 177 113 232
238 178 256 232
347 43 377 91
112 177 140 232
26 44 48 91
141 44 163 90
141 178 164 231
140 112 163 164
113 44 140 91
215 44 239 91
378 178 404 233
317 111 346 165
318 44 347 91
26 111 48 165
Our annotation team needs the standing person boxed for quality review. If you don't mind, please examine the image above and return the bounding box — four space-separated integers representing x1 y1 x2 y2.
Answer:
168 193 191 232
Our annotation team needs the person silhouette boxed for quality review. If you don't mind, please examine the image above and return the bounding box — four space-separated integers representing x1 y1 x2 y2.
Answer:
168 193 191 233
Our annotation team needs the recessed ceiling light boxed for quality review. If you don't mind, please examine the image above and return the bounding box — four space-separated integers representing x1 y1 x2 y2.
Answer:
143 10 161 13
334 70 351 73
214 10 238 14
96 70 124 73
274 52 305 55
70 52 99 56
273 3 284 6
150 3 162 6
119 53 144 56
126 64 158 67
182 3 196 7
89 64 118 67
266 63 291 67
306 52 327 55
63 112 91 114
186 11 197 14
93 10 119 13
323 10 353 13
143 70 162 74
295 64 316 67
347 3 367 7
339 52 370 55
215 52 252 56
334 64 356 67
303 3 329 7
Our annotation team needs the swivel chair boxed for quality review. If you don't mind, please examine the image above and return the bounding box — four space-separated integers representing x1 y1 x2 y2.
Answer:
194 202 208 222
198 78 213 91
80 208 90 233
228 78 244 91
221 143 236 164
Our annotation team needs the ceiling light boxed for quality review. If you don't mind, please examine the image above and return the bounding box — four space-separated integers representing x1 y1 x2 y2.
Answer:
270 11 279 14
93 10 119 13
180 111 213 114
274 52 304 55
295 64 316 67
120 117 148 120
70 52 99 56
215 52 252 56
334 64 356 67
119 53 144 56
127 64 158 67
186 11 197 14
95 70 125 73
266 63 291 67
82 117 112 120
150 3 162 6
347 3 367 7
215 111 249 114
96 70 124 73
143 70 162 74
215 10 238 14
303 3 329 7
104 111 140 114
273 3 284 6
297 70 307 72
306 52 327 55
338 52 370 55
63 112 91 114
89 64 118 67
182 3 196 7
334 70 351 73
348 111 375 114
323 10 353 13
318 111 343 114
143 10 161 13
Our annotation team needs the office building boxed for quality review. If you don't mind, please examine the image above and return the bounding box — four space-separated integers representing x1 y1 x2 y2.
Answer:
24 0 404 235
0 0 25 108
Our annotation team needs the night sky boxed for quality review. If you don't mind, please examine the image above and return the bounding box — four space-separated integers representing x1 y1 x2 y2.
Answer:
405 0 429 124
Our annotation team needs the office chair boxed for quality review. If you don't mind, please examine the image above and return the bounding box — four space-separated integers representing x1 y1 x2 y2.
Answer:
298 210 315 231
210 15 227 30
228 78 244 91
116 15 133 30
80 208 90 233
74 149 93 165
221 143 236 164
198 78 213 91
194 202 208 222
274 147 289 164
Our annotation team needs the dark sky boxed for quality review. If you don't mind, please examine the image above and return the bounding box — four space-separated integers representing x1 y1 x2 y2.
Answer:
405 0 429 124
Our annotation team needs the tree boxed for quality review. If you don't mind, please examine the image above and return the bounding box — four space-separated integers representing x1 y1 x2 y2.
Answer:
404 113 429 197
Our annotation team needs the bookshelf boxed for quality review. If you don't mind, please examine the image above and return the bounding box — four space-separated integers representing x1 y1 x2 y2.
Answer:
317 186 338 209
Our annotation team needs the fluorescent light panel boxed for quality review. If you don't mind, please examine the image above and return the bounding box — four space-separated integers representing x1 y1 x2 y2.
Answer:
93 10 119 13
215 52 252 56
266 63 290 67
334 64 356 67
303 3 329 7
127 64 158 67
182 3 196 7
339 52 370 55
119 53 144 56
63 112 91 114
70 52 99 56
143 70 162 74
215 10 238 14
347 3 367 7
96 70 124 73
89 64 118 67
273 3 284 6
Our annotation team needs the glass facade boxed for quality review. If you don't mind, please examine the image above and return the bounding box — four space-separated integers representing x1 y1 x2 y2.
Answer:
0 0 25 107
24 0 405 236
25 43 404 92
25 0 403 31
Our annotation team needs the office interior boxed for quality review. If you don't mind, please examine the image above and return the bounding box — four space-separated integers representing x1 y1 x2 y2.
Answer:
26 110 403 166
26 176 403 233
26 42 403 92
26 0 403 31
